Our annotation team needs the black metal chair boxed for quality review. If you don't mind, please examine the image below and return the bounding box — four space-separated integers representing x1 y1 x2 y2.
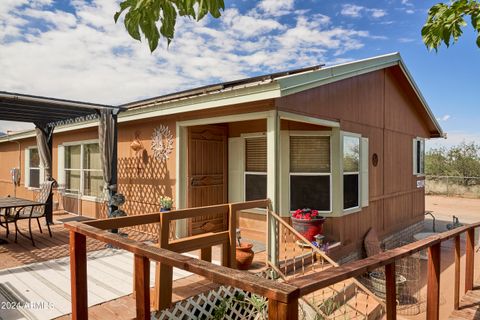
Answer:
9 181 54 246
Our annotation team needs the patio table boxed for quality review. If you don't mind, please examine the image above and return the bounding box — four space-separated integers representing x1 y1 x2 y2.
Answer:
0 197 43 244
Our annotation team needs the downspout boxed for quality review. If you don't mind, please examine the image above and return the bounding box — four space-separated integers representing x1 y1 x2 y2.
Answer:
6 131 21 197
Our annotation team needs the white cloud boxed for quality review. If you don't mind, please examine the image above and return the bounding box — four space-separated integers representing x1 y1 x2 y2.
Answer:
427 131 480 150
341 4 363 18
398 37 415 43
257 0 294 17
437 114 451 122
341 4 387 19
0 1 379 132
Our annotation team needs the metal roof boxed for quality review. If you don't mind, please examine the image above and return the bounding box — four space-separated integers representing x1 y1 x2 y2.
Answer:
0 91 124 128
122 64 324 109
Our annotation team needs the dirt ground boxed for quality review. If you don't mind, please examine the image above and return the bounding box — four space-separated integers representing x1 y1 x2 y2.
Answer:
401 195 480 320
426 195 480 226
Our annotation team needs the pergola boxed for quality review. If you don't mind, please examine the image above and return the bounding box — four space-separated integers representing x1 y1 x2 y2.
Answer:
0 91 124 223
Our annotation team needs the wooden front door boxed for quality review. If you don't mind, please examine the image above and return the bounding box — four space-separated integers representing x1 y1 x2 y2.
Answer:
187 125 228 235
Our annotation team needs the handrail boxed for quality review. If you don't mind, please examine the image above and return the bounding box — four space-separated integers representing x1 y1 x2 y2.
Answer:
267 209 386 308
65 221 299 303
285 221 480 320
288 221 480 295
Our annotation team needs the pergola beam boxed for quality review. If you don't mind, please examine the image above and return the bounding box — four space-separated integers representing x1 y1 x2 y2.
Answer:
0 91 124 224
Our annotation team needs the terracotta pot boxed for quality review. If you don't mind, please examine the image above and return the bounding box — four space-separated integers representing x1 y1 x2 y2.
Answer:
236 243 254 270
291 217 326 241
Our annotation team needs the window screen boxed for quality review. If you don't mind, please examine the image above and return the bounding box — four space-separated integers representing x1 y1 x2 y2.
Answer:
290 175 330 211
245 136 267 201
28 148 40 188
290 136 330 173
343 136 360 210
245 137 267 172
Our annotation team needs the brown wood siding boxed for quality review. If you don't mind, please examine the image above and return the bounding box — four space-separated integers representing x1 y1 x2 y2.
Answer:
276 66 429 254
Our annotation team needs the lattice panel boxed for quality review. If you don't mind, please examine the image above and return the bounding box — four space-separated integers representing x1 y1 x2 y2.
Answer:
154 286 265 320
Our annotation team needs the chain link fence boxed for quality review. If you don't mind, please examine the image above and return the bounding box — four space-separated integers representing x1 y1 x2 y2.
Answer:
425 175 480 198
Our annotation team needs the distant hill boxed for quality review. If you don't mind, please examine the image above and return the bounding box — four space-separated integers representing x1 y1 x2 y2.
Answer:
0 132 5 136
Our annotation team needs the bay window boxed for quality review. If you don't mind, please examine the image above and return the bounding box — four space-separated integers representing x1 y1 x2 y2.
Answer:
289 135 331 212
343 135 360 210
244 136 267 201
65 142 103 198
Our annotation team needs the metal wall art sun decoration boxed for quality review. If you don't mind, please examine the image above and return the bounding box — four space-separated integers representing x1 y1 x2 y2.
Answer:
151 125 174 161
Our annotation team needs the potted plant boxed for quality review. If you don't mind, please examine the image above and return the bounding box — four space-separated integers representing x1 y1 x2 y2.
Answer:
235 231 254 270
159 196 173 212
291 208 326 241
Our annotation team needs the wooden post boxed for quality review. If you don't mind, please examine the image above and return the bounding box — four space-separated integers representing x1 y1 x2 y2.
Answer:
268 299 298 320
154 212 173 310
267 207 279 267
201 247 212 262
465 228 475 293
385 262 397 320
134 254 150 320
454 235 460 310
70 231 88 320
427 243 441 320
228 204 236 269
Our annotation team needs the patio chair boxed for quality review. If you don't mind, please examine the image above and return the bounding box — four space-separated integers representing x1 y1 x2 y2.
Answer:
10 181 54 246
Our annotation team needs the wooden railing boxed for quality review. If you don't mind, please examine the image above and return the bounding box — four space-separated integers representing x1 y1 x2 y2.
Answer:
267 210 385 319
287 222 480 320
66 199 305 320
65 200 479 320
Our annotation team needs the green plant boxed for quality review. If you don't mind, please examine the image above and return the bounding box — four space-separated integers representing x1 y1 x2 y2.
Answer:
211 291 267 320
160 196 173 209
422 0 480 50
114 0 224 52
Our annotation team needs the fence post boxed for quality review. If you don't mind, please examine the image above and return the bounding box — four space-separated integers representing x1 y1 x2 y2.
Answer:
70 231 88 320
454 235 461 310
465 228 475 293
267 207 279 268
446 176 449 196
135 254 151 320
385 262 397 320
427 243 441 320
268 298 298 320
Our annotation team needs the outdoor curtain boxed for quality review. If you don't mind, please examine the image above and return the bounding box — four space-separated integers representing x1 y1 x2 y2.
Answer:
35 127 52 181
98 109 115 190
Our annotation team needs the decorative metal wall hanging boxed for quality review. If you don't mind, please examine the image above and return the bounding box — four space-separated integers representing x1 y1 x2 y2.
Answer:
151 125 174 162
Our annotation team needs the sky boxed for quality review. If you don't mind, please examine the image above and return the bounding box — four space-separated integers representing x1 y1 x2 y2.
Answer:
0 0 479 149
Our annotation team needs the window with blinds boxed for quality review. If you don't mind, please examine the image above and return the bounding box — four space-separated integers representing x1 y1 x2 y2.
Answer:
289 135 331 212
290 136 330 173
245 136 267 201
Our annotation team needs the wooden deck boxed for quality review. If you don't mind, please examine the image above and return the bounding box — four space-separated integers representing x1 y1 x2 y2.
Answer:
0 212 269 320
449 285 480 319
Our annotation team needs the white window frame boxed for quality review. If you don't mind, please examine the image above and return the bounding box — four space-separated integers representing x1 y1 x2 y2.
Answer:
341 132 361 213
413 138 425 176
25 146 44 189
288 131 333 214
62 139 104 202
243 133 268 202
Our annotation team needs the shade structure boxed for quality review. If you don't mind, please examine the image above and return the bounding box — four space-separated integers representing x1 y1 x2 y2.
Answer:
0 91 124 223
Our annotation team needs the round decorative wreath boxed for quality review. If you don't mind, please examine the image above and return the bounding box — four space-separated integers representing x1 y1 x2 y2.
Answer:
151 125 174 162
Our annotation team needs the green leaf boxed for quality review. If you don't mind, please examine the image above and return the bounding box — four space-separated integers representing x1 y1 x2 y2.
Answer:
477 34 480 47
115 0 224 52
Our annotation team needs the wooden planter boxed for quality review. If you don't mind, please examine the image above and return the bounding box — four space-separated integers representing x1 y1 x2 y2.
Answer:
291 217 325 241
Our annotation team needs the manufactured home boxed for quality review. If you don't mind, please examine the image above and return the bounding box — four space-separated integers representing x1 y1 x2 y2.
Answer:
0 53 443 260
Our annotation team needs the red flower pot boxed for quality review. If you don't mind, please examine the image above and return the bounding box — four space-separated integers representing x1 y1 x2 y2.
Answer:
236 243 254 270
291 217 326 241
